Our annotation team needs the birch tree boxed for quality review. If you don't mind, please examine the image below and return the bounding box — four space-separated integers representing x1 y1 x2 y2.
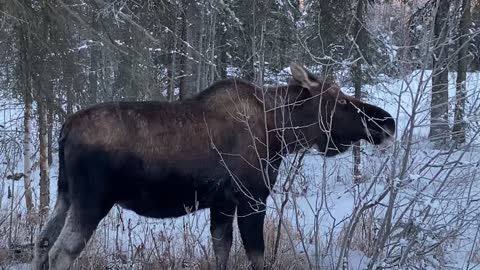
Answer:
16 4 34 218
351 0 368 183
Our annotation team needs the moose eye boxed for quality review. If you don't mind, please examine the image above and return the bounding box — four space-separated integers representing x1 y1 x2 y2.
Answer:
338 99 347 105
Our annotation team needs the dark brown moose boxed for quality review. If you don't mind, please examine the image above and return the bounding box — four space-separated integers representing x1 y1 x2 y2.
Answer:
32 64 395 270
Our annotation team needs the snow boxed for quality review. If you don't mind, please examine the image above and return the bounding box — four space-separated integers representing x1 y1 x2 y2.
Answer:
3 263 30 270
2 69 480 269
76 44 89 51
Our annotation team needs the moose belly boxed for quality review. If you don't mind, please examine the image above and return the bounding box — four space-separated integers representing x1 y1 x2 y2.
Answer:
116 175 225 219
119 191 209 218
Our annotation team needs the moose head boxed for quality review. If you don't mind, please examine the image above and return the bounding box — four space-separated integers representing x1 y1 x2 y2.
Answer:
276 64 395 156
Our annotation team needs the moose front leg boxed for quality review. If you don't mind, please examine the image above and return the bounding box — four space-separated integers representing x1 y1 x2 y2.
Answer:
237 198 266 270
210 202 235 270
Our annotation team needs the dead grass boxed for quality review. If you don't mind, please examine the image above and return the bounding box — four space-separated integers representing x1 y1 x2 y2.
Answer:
0 209 311 270
337 208 378 257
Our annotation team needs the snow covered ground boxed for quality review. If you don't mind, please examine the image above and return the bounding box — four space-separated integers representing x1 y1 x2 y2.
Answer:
1 70 480 269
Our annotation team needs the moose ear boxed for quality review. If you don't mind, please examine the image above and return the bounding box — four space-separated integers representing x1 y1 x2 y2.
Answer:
290 64 319 89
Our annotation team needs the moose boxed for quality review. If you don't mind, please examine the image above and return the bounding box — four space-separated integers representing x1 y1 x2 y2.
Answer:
32 64 395 270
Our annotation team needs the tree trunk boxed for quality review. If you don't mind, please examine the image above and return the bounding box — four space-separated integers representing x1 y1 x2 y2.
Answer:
249 4 257 83
352 0 367 183
65 47 75 115
168 4 181 102
208 11 217 85
452 0 471 146
180 0 198 100
38 101 50 223
216 27 228 79
23 77 34 218
18 22 34 218
89 51 99 105
196 0 205 92
89 12 100 105
47 106 53 166
66 81 74 115
255 20 266 86
36 1 52 223
429 0 451 147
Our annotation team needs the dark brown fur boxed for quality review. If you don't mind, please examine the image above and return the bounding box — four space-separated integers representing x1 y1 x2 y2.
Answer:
32 65 395 270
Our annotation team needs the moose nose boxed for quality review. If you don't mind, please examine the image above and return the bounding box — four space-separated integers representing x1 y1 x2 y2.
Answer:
382 118 396 138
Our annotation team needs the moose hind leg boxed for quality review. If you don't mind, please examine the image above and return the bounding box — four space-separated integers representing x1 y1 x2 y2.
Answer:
32 194 70 270
237 199 266 270
48 202 111 270
210 202 235 270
